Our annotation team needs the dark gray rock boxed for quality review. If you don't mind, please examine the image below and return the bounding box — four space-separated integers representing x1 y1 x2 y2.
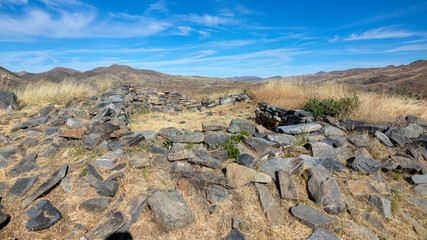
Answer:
245 137 275 153
307 166 345 215
119 193 147 232
404 196 427 210
290 204 338 229
349 155 382 175
255 183 284 226
149 146 169 155
158 127 182 138
299 155 346 173
323 125 345 137
189 155 222 169
79 197 112 212
180 171 229 187
134 130 156 141
0 91 17 110
276 123 322 135
124 133 145 146
39 144 60 158
95 180 119 197
278 170 298 200
348 134 370 147
8 152 37 177
85 164 104 187
389 130 411 147
222 228 246 240
343 196 359 216
21 165 68 208
307 142 337 159
209 149 229 162
374 131 393 147
236 154 258 167
169 132 204 143
0 148 16 160
148 190 194 230
265 133 296 145
202 121 229 131
391 154 423 174
84 211 126 239
308 228 340 240
7 176 38 197
343 221 379 240
228 119 256 134
204 133 230 148
401 124 423 139
368 195 391 219
66 118 83 129
25 200 61 231
170 162 193 173
44 128 61 136
206 185 228 204
407 175 427 185
129 152 150 169
320 136 348 148
95 149 124 168
361 212 388 236
258 157 303 180
0 211 10 230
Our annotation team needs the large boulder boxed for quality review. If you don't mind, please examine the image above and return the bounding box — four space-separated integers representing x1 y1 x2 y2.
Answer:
0 91 17 110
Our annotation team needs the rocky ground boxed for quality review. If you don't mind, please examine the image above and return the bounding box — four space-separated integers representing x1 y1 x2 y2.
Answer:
0 86 426 240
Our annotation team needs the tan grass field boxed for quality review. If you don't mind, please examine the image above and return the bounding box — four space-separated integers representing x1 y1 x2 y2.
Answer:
252 81 427 123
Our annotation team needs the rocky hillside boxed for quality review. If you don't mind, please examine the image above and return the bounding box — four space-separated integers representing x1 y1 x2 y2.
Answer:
277 60 427 97
0 67 28 90
0 86 426 239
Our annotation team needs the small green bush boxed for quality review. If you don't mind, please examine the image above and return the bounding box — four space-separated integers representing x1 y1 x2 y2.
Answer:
302 94 360 118
219 132 251 159
387 87 418 99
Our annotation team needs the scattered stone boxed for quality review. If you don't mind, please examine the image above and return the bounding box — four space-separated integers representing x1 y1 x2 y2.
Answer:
7 176 38 197
321 136 348 148
170 162 193 173
391 154 423 174
129 152 150 169
265 133 296 145
168 132 204 143
0 91 17 110
374 131 393 147
400 211 427 240
258 157 303 180
407 175 427 185
290 204 338 229
349 155 382 175
388 131 411 147
343 221 379 240
64 223 88 240
8 152 37 177
85 164 104 187
226 163 271 187
95 180 119 197
95 149 124 168
60 128 85 139
276 123 322 135
21 165 68 208
278 170 298 200
299 155 346 173
84 211 126 239
222 228 246 240
414 184 427 197
307 166 345 215
25 200 61 231
368 195 392 219
180 171 229 187
307 228 340 240
66 118 84 129
401 124 423 139
119 193 148 231
228 119 256 134
60 176 72 193
44 127 61 136
189 151 222 169
348 134 370 147
245 137 275 153
404 196 427 210
148 190 194 230
347 180 391 197
255 183 284 227
110 163 126 172
308 142 337 159
323 125 345 137
0 211 10 230
79 197 112 212
343 196 359 216
206 185 228 204
202 121 229 131
236 153 258 167
361 212 388 236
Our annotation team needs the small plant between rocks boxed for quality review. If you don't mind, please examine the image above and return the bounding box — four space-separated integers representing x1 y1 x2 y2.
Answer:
301 94 360 118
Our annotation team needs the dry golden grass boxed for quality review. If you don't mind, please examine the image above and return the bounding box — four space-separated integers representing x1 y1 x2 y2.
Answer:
13 78 113 107
130 103 255 133
253 81 427 123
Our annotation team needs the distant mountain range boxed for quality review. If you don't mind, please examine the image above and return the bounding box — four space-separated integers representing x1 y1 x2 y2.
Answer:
1 60 426 97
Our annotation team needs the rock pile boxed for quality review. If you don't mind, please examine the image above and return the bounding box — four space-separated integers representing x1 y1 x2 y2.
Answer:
0 87 426 239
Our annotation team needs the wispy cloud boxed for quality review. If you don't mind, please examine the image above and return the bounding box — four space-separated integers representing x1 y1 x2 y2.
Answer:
187 14 234 27
344 26 421 41
0 0 28 6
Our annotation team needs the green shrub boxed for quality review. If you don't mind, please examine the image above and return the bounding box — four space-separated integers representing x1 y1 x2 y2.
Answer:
387 87 418 99
219 132 251 159
301 94 360 118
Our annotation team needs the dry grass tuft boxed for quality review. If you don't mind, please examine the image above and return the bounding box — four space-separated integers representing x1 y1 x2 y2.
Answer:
253 81 427 123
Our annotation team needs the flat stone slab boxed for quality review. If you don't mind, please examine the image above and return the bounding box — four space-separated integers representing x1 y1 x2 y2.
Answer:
374 131 393 147
8 152 37 177
255 183 284 227
228 119 256 134
222 228 246 240
7 176 38 197
95 180 119 197
278 170 298 200
226 163 271 187
290 204 338 229
95 149 124 168
21 165 68 208
206 185 228 204
408 175 427 185
236 153 258 168
265 133 296 145
347 180 391 197
343 221 379 240
85 211 126 239
400 211 427 240
25 200 61 231
404 196 427 210
368 195 392 219
276 123 322 135
258 157 303 180
349 155 382 175
180 171 229 187
168 132 204 143
308 228 340 240
299 155 346 173
244 138 275 153
79 197 112 212
148 190 194 230
202 121 229 132
308 142 337 159
414 184 427 197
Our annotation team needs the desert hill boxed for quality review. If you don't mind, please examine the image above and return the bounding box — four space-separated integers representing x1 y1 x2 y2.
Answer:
0 66 29 90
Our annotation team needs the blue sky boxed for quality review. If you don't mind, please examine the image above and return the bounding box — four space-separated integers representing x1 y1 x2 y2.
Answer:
0 0 426 77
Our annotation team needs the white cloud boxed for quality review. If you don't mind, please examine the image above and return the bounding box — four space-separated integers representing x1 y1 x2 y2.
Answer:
176 26 193 35
344 26 420 41
145 0 167 14
37 0 91 8
198 30 210 39
188 14 233 27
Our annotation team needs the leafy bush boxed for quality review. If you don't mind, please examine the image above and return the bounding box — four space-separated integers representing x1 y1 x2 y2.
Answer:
387 87 418 99
301 94 360 118
220 132 251 159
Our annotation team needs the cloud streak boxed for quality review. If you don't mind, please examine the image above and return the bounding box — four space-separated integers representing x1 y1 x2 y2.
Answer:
344 26 422 41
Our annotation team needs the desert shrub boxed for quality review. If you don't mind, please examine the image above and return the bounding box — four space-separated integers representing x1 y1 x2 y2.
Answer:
387 87 418 99
301 94 360 118
220 132 251 159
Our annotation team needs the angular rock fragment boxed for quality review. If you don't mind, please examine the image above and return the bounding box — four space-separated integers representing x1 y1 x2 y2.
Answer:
307 166 345 214
368 195 392 219
244 137 275 153
95 149 124 168
226 163 271 187
407 175 427 185
374 131 393 147
307 228 340 240
290 204 338 229
79 197 112 212
95 180 119 197
8 152 37 177
255 183 284 227
343 221 379 240
228 119 256 134
25 200 61 231
347 180 390 197
276 123 322 135
202 121 229 131
0 211 10 230
236 153 257 167
266 133 296 145
348 134 370 147
148 190 194 230
400 211 427 240
222 228 246 240
129 152 150 169
206 185 228 204
180 171 229 187
84 211 126 239
258 157 303 180
349 155 382 175
21 165 68 208
307 142 337 159
7 176 38 197
168 132 204 143
278 170 298 200
85 164 104 187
